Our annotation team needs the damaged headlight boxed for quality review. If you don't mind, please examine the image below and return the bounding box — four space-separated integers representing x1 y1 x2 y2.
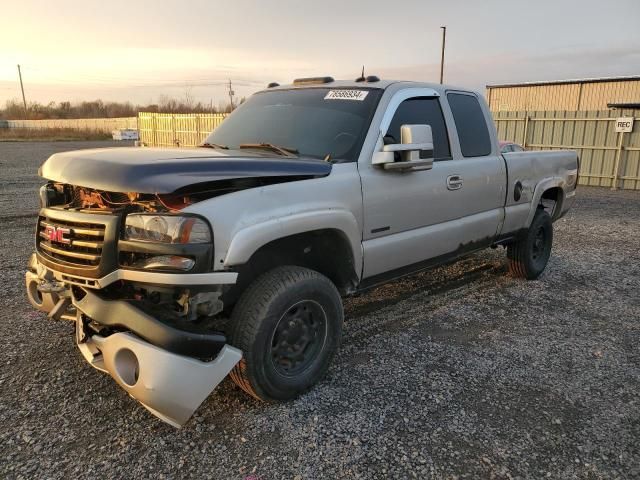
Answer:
124 214 212 244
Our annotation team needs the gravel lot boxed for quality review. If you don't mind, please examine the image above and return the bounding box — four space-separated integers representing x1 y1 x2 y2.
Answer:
1 141 639 479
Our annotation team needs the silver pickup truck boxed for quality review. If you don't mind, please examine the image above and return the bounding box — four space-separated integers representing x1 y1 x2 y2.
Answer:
25 76 578 427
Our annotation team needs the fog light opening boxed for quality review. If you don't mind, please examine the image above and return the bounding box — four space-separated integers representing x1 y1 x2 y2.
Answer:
114 348 140 387
28 280 44 307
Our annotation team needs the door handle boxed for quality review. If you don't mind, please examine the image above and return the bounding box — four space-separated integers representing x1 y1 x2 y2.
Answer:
447 175 463 190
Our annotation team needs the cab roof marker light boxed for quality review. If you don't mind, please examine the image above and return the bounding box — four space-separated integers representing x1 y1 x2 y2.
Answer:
292 76 334 86
356 75 380 83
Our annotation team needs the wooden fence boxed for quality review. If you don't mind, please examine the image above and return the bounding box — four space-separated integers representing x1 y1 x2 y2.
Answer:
137 110 640 190
137 112 227 147
494 109 640 190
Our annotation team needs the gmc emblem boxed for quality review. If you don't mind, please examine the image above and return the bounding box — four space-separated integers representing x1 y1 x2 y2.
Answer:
44 225 71 244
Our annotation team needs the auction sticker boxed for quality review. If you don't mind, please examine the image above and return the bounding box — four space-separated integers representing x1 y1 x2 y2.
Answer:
324 90 369 101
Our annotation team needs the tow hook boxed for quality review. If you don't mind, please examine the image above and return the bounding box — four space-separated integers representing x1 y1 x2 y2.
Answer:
37 279 66 295
38 279 73 321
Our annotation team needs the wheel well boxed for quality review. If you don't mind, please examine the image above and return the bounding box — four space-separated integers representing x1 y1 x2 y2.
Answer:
540 187 563 219
223 229 358 308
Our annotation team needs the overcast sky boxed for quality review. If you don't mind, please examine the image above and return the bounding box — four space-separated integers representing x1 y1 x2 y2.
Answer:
1 0 639 106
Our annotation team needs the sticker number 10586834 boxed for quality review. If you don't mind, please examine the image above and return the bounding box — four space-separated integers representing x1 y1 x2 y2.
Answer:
324 90 369 101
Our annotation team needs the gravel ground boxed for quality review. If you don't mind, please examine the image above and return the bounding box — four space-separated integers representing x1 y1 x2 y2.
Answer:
1 141 639 479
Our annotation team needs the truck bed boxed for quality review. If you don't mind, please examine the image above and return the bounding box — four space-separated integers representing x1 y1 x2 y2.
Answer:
500 150 579 236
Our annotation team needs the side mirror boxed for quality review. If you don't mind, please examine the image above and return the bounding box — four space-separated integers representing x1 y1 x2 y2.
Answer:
372 124 434 171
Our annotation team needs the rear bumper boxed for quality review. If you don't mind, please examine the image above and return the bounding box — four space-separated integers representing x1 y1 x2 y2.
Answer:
77 328 241 427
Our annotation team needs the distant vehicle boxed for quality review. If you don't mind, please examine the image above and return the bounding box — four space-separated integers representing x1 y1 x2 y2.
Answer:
499 141 525 153
26 77 578 427
112 128 139 141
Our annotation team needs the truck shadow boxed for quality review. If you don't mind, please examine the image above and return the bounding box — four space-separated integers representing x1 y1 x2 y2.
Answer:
344 254 507 320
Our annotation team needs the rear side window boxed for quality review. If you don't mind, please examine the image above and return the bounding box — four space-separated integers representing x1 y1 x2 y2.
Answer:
447 93 492 157
386 97 451 160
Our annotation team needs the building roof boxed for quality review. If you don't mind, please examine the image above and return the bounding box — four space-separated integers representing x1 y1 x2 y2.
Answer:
607 102 640 109
486 75 640 89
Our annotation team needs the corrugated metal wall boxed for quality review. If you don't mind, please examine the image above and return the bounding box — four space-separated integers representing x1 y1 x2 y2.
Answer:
5 117 137 132
487 79 640 111
579 80 640 110
494 109 640 190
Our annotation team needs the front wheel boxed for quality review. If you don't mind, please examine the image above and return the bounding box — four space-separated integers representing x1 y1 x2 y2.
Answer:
507 209 553 280
229 266 343 401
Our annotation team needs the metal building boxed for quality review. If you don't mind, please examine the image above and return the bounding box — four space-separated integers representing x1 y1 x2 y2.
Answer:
486 76 640 111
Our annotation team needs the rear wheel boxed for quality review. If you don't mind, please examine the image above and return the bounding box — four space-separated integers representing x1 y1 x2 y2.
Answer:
507 209 553 279
229 266 343 401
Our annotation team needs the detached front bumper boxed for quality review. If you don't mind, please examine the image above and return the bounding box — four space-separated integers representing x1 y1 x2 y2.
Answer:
76 327 241 428
25 254 242 427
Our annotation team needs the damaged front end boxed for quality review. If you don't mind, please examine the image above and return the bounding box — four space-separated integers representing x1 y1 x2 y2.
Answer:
25 181 244 427
27 246 242 427
26 147 332 426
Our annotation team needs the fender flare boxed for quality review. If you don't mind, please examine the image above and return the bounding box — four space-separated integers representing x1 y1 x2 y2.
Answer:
223 209 363 280
525 177 566 227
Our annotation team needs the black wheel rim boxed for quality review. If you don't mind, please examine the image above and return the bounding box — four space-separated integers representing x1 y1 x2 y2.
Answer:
270 300 328 377
531 224 549 265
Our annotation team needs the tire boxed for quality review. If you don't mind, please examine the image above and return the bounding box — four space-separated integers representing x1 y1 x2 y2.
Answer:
229 266 343 401
507 209 553 280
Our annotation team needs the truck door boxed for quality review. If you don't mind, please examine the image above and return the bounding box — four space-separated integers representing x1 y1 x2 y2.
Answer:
359 89 505 280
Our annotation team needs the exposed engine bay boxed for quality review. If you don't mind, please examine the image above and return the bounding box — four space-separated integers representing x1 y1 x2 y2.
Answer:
42 181 218 213
40 175 317 213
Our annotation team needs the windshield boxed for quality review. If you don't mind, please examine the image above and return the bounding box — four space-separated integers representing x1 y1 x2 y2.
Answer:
203 87 383 162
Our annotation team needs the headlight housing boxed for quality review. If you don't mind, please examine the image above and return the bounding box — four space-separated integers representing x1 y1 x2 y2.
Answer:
124 214 212 244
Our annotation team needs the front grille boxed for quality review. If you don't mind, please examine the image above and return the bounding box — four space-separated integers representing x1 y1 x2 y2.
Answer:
37 216 106 267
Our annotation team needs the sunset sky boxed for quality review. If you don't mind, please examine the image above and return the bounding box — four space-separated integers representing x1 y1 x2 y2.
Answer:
1 0 639 106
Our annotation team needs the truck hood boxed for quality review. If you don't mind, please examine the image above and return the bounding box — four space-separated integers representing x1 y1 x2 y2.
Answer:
39 147 332 193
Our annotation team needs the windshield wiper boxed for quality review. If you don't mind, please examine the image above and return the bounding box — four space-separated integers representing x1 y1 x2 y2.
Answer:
199 142 228 149
239 143 298 157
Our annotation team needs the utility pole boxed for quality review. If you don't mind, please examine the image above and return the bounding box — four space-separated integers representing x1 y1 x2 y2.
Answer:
17 64 28 119
227 80 235 111
439 26 447 84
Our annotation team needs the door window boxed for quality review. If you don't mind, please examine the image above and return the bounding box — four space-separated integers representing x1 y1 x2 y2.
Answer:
447 93 492 157
385 97 451 160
